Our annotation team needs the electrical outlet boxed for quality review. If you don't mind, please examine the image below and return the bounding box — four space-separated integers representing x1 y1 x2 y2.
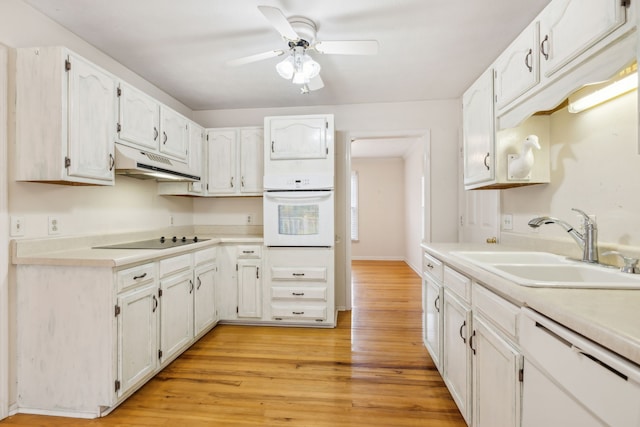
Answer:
48 216 60 235
502 214 513 231
246 214 253 225
10 216 25 237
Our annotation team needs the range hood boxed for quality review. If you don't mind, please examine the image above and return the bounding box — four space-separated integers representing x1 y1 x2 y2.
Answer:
114 143 200 182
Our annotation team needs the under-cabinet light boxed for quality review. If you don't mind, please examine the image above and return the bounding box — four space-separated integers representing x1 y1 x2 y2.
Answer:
568 72 638 113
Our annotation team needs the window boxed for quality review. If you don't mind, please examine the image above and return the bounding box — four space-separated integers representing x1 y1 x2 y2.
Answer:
351 171 359 241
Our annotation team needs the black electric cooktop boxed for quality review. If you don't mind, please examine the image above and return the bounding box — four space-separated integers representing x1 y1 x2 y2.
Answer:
94 236 208 250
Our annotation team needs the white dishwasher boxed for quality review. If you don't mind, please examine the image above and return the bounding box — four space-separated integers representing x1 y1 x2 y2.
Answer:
520 308 640 427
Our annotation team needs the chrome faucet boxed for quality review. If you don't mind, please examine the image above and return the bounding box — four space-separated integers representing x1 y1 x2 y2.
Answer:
528 208 598 263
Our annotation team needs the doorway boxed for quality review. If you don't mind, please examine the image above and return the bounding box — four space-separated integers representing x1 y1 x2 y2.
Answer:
342 130 430 310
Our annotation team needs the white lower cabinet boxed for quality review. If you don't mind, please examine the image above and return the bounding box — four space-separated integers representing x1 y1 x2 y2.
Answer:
265 247 335 326
423 252 444 372
237 258 262 318
216 244 263 321
16 246 219 418
159 255 194 365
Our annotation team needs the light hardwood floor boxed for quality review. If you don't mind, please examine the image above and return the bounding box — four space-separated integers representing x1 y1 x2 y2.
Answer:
1 260 465 426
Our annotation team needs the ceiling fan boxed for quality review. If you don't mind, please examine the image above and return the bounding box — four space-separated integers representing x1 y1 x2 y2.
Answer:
227 6 379 94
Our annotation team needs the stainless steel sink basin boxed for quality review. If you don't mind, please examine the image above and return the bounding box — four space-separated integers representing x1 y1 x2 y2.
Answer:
450 250 640 289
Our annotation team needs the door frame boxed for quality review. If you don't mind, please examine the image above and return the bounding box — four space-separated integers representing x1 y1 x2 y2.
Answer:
343 129 431 310
1 43 9 420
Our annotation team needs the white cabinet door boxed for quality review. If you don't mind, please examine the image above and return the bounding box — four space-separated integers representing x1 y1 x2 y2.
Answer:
117 81 160 151
159 107 189 161
462 68 495 187
188 121 205 182
206 129 237 194
443 289 472 424
67 53 117 183
268 116 328 160
194 262 217 336
160 270 194 364
539 0 627 78
423 276 443 371
237 259 262 318
472 316 522 427
239 128 264 194
494 22 540 110
117 282 158 397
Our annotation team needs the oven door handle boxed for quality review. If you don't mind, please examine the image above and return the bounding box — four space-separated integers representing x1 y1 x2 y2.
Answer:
265 192 333 202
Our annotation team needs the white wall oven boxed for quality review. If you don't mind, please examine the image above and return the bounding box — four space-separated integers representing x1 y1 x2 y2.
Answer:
263 190 334 247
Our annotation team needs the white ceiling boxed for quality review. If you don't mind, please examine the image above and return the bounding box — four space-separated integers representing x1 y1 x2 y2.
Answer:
22 0 551 111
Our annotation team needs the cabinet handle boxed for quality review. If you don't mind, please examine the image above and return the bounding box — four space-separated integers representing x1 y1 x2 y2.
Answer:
162 131 168 145
197 276 202 290
292 273 305 277
152 295 158 313
241 176 245 188
230 177 234 188
459 320 467 344
242 250 255 254
153 127 159 141
256 267 260 279
109 153 115 171
292 292 305 296
426 263 434 269
189 279 194 294
483 152 490 170
434 295 440 313
292 311 304 315
541 35 549 60
469 330 477 355
133 273 147 280
271 141 275 153
524 48 533 72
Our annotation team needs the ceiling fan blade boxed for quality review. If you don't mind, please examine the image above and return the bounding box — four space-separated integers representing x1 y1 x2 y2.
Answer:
314 40 379 55
226 50 285 67
307 74 324 91
258 5 300 41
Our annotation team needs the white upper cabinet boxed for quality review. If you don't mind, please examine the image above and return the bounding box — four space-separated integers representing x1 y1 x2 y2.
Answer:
156 121 206 196
205 127 263 196
494 22 540 110
16 47 117 185
539 0 627 78
117 81 189 161
462 68 495 187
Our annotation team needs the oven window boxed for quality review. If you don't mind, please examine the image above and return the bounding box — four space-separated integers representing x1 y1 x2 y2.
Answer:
278 205 319 235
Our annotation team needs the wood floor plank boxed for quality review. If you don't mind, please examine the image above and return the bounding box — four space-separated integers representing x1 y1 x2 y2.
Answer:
1 260 465 426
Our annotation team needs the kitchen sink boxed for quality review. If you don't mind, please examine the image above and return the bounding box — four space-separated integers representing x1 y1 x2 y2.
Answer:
450 250 640 289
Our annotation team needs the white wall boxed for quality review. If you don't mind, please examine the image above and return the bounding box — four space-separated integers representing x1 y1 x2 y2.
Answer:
1 43 9 420
404 140 424 272
502 90 640 256
351 157 405 260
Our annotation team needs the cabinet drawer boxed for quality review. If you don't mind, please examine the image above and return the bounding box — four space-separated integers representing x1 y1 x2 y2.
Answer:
194 247 216 266
472 283 520 340
117 262 156 293
271 267 327 282
271 304 327 320
423 252 443 282
159 253 192 277
272 286 327 301
521 308 640 427
444 266 471 303
237 245 262 258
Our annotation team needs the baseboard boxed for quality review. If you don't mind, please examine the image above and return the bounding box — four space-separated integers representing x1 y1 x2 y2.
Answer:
351 256 404 261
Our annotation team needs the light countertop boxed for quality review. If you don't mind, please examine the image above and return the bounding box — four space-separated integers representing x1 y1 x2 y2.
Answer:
422 243 640 366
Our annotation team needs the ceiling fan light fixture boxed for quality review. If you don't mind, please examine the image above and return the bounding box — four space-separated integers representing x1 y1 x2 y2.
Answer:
276 56 295 79
302 56 321 79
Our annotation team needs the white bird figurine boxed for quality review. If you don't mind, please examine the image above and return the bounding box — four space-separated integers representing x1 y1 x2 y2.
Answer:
508 134 540 180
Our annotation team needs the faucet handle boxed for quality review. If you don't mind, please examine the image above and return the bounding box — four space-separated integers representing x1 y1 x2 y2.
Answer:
571 208 595 226
602 251 640 274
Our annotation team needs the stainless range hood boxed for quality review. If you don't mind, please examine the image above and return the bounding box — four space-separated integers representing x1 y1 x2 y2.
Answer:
114 143 200 182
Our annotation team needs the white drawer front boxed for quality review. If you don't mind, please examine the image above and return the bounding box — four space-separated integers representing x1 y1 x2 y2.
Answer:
117 262 156 293
272 286 327 301
423 251 443 282
237 245 262 258
193 247 216 266
472 283 519 340
271 304 327 320
521 308 640 427
271 267 327 282
159 253 192 277
444 266 471 303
